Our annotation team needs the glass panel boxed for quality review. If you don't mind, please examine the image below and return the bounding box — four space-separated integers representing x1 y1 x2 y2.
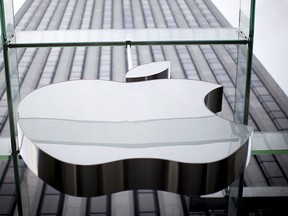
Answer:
19 161 32 216
12 28 247 47
0 138 11 159
234 44 248 124
2 0 274 215
2 0 15 39
239 0 253 37
0 159 16 215
1 1 30 215
0 1 10 158
1 0 21 138
6 41 21 128
228 176 243 216
0 1 13 154
252 131 288 154
230 1 256 215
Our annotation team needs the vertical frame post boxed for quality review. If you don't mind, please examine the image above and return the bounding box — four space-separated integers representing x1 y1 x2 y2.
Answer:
229 0 256 215
0 0 24 215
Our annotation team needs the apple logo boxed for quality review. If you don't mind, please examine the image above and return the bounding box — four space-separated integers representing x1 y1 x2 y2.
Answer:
18 62 252 197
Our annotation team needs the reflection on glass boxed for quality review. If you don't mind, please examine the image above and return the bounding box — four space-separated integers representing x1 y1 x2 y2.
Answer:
1 0 21 136
239 0 252 37
0 138 11 159
18 116 252 162
230 33 249 216
3 0 15 39
12 28 247 47
252 131 288 154
1 1 29 215
231 1 256 214
7 43 21 127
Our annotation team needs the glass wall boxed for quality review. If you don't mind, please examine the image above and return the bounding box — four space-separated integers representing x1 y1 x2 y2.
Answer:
1 0 288 215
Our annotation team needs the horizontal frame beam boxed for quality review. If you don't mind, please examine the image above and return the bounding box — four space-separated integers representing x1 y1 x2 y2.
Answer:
8 28 248 48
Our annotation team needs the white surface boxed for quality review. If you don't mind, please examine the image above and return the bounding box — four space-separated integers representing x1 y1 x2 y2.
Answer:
13 0 25 13
126 61 170 78
18 79 217 121
18 80 252 165
211 0 240 27
253 0 288 96
212 0 288 96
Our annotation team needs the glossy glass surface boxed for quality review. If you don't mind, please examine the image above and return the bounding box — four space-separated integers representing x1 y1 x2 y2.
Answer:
6 40 21 126
1 2 29 215
230 1 256 214
0 138 11 159
1 0 21 137
2 0 278 214
239 0 253 37
1 0 19 154
12 28 247 47
234 44 249 124
2 0 14 39
252 131 288 154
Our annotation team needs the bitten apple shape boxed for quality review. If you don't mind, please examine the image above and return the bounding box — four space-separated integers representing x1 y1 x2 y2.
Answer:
18 64 252 197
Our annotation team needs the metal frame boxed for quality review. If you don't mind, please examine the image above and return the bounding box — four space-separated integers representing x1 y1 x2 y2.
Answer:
8 28 248 48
